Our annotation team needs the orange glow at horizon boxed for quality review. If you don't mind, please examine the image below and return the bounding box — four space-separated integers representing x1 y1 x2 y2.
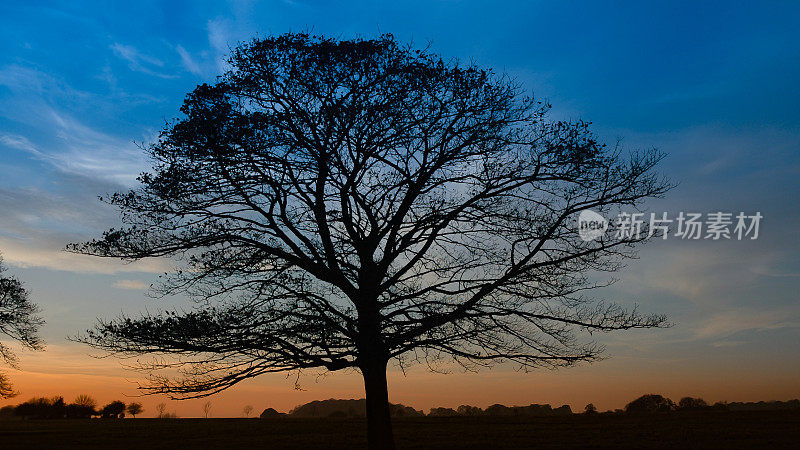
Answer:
2 346 797 418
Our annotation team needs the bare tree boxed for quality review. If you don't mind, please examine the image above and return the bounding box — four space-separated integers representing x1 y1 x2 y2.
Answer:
155 402 166 418
70 33 671 449
69 394 97 417
74 394 97 409
126 402 144 418
0 253 44 398
202 401 212 418
243 404 254 418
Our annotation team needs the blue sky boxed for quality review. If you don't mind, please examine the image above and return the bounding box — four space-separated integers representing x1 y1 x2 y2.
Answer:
0 1 798 414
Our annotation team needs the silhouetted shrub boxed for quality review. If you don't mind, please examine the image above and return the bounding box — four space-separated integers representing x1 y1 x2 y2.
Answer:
726 399 800 411
14 396 66 419
678 397 709 410
0 405 15 417
584 403 597 414
551 405 573 415
100 400 126 418
483 403 572 417
288 399 422 418
260 408 283 418
8 395 100 419
429 407 459 417
457 405 483 416
520 404 552 416
291 399 363 417
624 394 676 413
65 403 95 419
390 404 424 417
484 404 513 416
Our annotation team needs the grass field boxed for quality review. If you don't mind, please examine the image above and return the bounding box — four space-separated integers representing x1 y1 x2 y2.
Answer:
1 411 798 449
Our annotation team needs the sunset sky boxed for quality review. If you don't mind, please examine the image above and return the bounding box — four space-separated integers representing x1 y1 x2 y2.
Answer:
1 1 798 418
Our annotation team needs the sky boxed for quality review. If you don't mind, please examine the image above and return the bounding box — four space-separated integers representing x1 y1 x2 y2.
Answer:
0 0 799 417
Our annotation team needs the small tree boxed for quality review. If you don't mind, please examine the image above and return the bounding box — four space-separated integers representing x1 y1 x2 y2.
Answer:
156 402 167 418
202 401 212 418
243 404 254 418
72 33 671 449
584 403 597 414
67 394 97 418
0 253 45 398
74 394 97 409
101 400 126 418
126 402 144 418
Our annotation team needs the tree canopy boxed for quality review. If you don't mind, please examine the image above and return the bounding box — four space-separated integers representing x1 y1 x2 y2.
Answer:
71 33 670 448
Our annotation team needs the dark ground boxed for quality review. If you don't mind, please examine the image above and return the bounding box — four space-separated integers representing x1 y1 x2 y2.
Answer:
1 410 798 449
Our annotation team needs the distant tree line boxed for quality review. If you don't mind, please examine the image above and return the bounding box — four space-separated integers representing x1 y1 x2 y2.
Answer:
3 394 797 420
621 394 800 414
0 395 143 419
262 396 800 419
286 399 425 418
428 403 573 417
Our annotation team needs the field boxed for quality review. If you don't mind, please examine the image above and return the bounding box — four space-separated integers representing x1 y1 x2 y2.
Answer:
1 411 798 449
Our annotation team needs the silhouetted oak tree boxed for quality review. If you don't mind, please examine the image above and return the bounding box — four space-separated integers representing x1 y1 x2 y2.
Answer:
71 33 670 449
0 253 44 398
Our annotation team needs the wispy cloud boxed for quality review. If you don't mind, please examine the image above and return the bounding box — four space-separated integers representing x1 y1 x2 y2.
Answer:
0 134 46 159
694 307 800 340
112 279 149 290
95 65 117 90
0 183 167 275
1 109 148 186
0 61 164 276
207 18 234 73
111 43 177 79
176 45 203 75
638 246 766 304
0 235 169 275
0 64 90 101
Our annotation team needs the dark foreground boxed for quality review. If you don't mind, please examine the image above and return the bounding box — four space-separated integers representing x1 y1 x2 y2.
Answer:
1 411 798 449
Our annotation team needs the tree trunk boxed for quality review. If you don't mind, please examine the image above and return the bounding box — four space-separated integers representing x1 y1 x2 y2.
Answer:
362 360 395 450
